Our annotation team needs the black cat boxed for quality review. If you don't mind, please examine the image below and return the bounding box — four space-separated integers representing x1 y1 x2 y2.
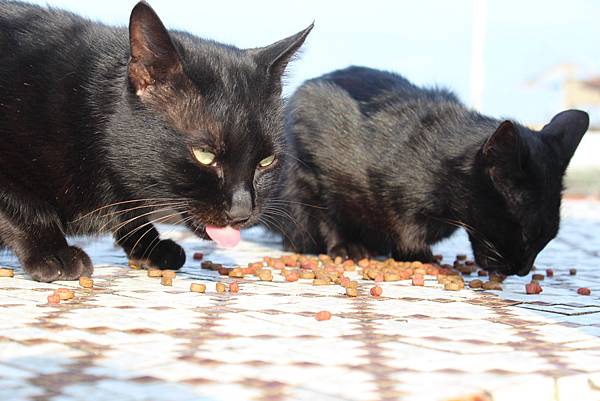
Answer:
0 1 312 282
277 66 588 276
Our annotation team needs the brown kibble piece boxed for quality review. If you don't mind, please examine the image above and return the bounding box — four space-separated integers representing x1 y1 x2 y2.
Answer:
312 278 330 286
532 273 544 281
229 268 244 278
257 269 273 282
370 286 383 297
315 311 332 321
47 294 60 304
569 268 577 276
160 276 172 286
55 288 74 300
79 276 93 288
348 280 359 289
299 270 315 280
383 272 400 281
482 281 502 291
161 270 176 279
444 282 461 291
577 287 591 296
216 282 226 293
477 270 488 276
193 252 204 261
412 274 424 286
147 269 162 278
469 279 483 289
229 282 239 293
190 283 206 293
345 287 358 297
128 260 141 270
456 254 467 261
201 261 213 269
0 268 14 277
545 268 554 277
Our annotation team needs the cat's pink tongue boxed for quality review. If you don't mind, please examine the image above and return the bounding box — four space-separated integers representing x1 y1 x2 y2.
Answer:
205 225 241 248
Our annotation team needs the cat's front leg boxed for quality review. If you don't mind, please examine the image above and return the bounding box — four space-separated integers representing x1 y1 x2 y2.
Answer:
392 243 434 263
0 213 93 282
319 220 370 261
113 215 185 270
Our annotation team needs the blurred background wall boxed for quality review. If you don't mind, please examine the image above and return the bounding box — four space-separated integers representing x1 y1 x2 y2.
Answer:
23 0 600 196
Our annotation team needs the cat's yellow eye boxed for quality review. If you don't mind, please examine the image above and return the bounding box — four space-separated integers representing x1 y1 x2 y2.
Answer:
258 155 275 168
192 148 216 166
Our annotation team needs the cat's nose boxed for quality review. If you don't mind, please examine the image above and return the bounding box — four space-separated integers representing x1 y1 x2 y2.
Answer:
227 186 253 224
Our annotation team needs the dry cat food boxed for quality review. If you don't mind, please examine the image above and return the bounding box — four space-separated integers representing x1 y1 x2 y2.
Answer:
147 269 163 278
370 286 382 297
257 269 273 282
0 268 15 277
468 279 483 289
545 268 554 277
229 282 239 293
161 270 176 279
216 282 226 293
482 281 502 291
79 276 93 288
47 293 61 304
525 282 543 294
190 283 206 293
569 268 577 276
532 273 545 281
193 252 204 261
577 287 591 296
55 288 74 300
345 287 358 297
160 276 172 286
315 310 332 321
128 260 141 270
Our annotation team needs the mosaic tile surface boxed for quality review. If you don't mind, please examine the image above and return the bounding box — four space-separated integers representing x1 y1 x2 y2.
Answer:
1 199 599 401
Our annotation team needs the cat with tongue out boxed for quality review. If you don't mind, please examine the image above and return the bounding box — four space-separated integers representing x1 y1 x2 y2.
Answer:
0 1 312 282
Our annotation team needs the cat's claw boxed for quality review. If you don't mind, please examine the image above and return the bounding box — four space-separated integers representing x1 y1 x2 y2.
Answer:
130 239 186 270
23 246 93 283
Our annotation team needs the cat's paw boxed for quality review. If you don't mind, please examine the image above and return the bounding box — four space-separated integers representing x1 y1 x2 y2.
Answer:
329 242 370 261
23 246 93 282
131 239 186 270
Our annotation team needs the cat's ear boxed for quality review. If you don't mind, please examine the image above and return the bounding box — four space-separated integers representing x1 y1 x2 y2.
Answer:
540 109 589 170
128 1 183 96
482 120 530 188
251 23 314 93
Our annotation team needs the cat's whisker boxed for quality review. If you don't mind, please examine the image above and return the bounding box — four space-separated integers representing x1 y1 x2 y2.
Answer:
72 197 188 223
258 214 298 250
124 211 189 258
263 198 326 210
101 204 188 237
140 215 195 262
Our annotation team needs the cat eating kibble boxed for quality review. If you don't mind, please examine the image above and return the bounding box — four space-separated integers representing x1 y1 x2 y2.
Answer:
0 1 312 281
277 66 588 276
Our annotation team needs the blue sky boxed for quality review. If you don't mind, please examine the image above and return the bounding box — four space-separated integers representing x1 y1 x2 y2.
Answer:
25 0 600 125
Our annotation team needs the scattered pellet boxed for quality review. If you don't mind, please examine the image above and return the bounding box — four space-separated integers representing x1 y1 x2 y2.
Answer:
370 286 383 297
190 283 206 293
160 276 172 286
315 311 332 321
477 270 488 277
348 280 359 289
228 268 244 278
569 268 577 276
532 273 545 281
312 278 330 286
456 254 467 261
345 287 358 297
79 276 93 288
383 272 401 282
192 252 204 261
469 279 483 289
147 269 162 278
161 270 176 279
229 282 240 293
299 270 315 280
216 282 226 293
525 282 542 294
412 274 425 286
577 287 591 296
201 261 213 269
0 268 15 277
545 268 554 278
444 282 462 291
128 260 141 270
47 294 61 304
257 269 273 282
55 288 74 300
482 281 502 291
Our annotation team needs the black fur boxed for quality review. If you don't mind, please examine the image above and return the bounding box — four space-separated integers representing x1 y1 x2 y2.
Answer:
278 66 588 276
0 1 312 282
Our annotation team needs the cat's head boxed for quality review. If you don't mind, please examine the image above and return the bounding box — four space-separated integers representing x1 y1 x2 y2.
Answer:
118 2 312 234
469 110 589 276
